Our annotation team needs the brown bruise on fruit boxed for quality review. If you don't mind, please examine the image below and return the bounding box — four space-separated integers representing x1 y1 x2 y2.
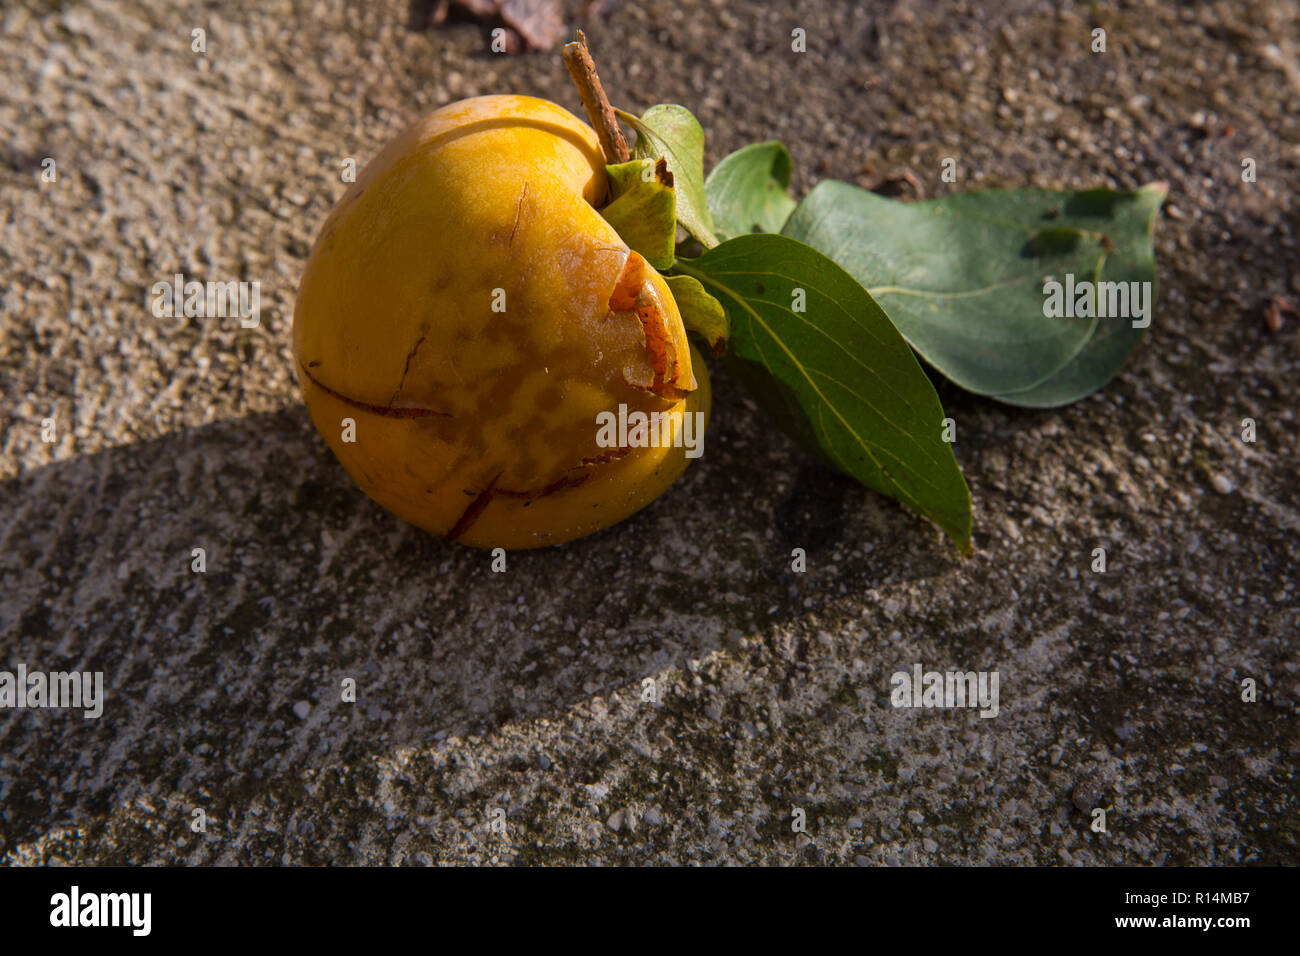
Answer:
443 442 641 543
446 471 502 542
296 361 452 419
608 251 696 402
388 333 429 408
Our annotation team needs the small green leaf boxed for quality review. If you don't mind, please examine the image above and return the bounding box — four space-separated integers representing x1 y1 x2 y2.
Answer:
601 159 677 270
705 141 798 239
677 234 972 552
664 274 728 355
618 105 717 249
783 181 1164 405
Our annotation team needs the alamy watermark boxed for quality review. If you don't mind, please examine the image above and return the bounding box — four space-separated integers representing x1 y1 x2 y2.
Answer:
50 886 150 936
0 664 103 718
1043 273 1151 328
150 272 260 327
891 663 999 718
595 404 705 458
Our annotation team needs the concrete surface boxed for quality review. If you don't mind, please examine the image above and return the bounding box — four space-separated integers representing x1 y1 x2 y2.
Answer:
1 0 1297 864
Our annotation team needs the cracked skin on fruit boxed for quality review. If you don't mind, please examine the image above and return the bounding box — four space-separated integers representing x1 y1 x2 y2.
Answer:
292 95 711 549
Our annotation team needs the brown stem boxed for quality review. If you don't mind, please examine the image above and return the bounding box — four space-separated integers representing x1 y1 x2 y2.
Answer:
562 30 630 164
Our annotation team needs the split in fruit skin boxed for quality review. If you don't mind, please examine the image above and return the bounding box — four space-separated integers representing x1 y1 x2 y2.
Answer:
292 94 709 549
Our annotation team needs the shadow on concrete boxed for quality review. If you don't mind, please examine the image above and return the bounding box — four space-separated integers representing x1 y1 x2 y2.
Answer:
0 363 967 857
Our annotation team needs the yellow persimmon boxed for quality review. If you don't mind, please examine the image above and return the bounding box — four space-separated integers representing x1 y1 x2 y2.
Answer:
292 94 709 549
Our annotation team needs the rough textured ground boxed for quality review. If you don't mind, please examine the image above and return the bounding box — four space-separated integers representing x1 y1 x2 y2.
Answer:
1 0 1297 865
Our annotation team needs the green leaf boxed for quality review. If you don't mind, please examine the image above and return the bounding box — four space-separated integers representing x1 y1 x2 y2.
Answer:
783 181 1164 405
705 141 798 239
601 159 678 270
618 105 717 249
664 274 728 355
783 181 1104 396
676 234 972 552
983 183 1167 406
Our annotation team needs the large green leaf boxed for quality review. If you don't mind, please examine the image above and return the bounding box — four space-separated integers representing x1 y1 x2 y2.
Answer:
783 180 1164 404
676 234 972 552
705 141 798 239
618 105 717 248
